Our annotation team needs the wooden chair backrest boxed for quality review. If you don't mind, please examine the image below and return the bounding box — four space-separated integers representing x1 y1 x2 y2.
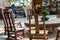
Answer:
1 8 7 29
3 11 16 32
0 8 3 19
29 14 46 34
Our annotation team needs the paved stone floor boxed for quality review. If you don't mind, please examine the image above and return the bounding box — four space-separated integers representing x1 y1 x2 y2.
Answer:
0 31 58 40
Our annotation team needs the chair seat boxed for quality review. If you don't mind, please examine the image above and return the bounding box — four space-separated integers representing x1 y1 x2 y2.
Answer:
25 27 35 30
31 30 48 34
16 28 24 31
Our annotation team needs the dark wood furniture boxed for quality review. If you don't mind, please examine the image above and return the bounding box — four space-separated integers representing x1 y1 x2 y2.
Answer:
56 27 60 40
0 8 8 34
2 11 25 40
29 14 48 40
32 0 58 14
0 8 3 19
0 7 5 20
24 15 60 33
1 8 7 34
56 1 60 38
2 8 13 34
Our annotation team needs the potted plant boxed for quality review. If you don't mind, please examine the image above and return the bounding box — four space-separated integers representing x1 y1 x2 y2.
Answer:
41 10 50 21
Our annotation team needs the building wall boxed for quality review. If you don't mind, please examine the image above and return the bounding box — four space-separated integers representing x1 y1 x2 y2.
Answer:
0 0 10 7
0 0 4 6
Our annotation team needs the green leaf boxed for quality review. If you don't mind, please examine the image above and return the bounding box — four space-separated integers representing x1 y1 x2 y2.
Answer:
41 10 50 15
42 1 46 6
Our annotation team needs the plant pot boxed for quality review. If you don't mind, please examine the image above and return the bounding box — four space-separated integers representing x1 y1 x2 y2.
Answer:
41 17 49 21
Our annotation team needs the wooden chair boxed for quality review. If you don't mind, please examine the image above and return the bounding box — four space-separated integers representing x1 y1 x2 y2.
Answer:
0 9 3 20
29 14 48 40
56 27 60 40
3 12 7 34
2 11 25 40
56 1 60 40
0 8 7 34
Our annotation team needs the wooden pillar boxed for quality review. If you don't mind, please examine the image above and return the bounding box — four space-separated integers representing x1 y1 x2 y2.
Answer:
49 0 53 12
32 0 36 9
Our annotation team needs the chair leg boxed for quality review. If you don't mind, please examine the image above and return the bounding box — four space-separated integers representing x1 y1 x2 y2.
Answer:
44 34 47 40
4 30 6 35
29 34 32 40
23 30 25 38
30 37 32 40
56 31 59 40
4 27 7 35
15 33 17 40
8 31 10 38
44 38 47 40
44 36 47 40
5 30 7 35
15 37 17 40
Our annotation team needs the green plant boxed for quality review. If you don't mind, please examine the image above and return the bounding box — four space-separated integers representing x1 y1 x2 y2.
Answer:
42 1 46 6
41 10 50 21
41 10 50 15
41 1 50 21
41 1 50 15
